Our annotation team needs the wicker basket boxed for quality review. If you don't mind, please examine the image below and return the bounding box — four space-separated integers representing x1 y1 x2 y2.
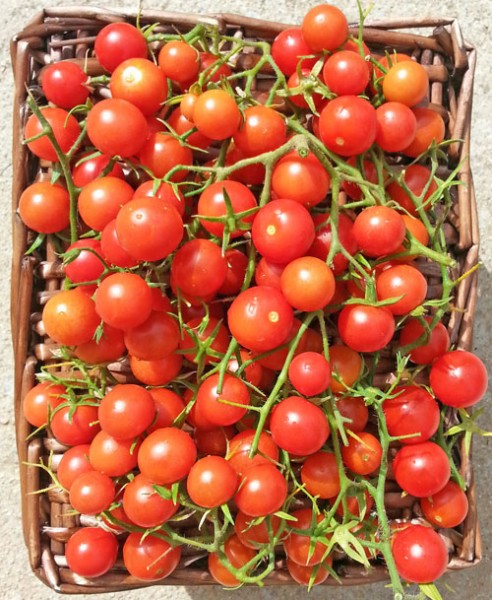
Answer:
11 6 480 593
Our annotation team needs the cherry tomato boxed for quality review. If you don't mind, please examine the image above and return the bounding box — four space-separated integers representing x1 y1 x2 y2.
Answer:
376 264 428 315
420 480 469 528
272 151 330 208
56 444 93 490
252 199 315 263
284 508 326 566
301 5 348 52
227 286 294 353
133 180 185 216
187 455 238 508
309 212 358 275
74 323 126 364
254 257 285 289
130 353 183 386
286 558 331 586
375 101 417 152
234 512 282 549
287 69 324 110
288 352 331 396
25 107 81 162
352 205 406 257
41 61 89 109
271 28 317 76
194 426 235 456
234 106 286 157
208 534 256 587
386 164 438 216
167 106 211 150
336 396 369 431
393 441 450 497
86 98 148 157
195 373 250 427
23 381 66 429
301 451 341 499
398 317 449 364
100 219 139 268
198 52 233 83
123 473 178 527
270 396 329 456
396 214 430 258
110 58 168 115
98 384 155 440
392 524 448 583
383 61 428 107
51 404 100 446
193 89 241 140
148 388 185 432
95 272 152 330
71 153 124 187
197 180 257 238
329 345 363 393
402 107 446 158
227 429 279 476
139 132 193 181
66 527 118 578
341 431 382 475
280 256 336 311
95 22 147 73
179 317 229 365
69 470 115 515
89 430 140 477
125 311 180 361
234 463 288 517
319 96 376 156
219 249 248 295
123 532 181 581
43 289 100 346
158 40 200 84
338 304 395 353
64 239 105 284
429 350 488 408
322 50 370 95
137 427 197 484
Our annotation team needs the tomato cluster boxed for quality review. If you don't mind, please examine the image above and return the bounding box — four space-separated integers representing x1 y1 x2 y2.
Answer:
20 3 487 593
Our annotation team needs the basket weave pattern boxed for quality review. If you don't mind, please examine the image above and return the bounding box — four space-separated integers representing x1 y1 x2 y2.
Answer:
11 7 480 592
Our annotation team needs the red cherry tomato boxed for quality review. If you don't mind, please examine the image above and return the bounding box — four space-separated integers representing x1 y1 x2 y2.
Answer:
280 256 336 312
398 317 450 364
271 27 317 76
338 304 395 353
95 272 152 330
420 480 469 528
376 264 428 315
352 205 406 257
234 105 286 157
393 441 450 497
187 455 238 508
234 463 288 517
43 289 100 346
288 352 331 396
123 473 178 527
301 451 341 499
110 58 168 115
341 431 382 475
123 533 181 581
95 22 147 73
25 107 81 162
301 4 348 52
66 528 118 578
98 384 156 440
41 62 89 109
322 50 370 95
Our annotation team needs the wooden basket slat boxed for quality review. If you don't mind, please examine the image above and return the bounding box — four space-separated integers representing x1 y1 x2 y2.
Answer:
10 7 480 594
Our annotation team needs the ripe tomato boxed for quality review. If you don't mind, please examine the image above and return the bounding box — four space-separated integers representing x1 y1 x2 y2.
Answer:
66 527 118 578
179 317 229 365
158 40 200 83
94 22 147 73
271 151 330 208
393 441 450 497
86 98 148 157
187 456 238 508
130 353 183 386
352 205 406 257
375 101 417 153
301 451 341 499
271 27 317 76
301 4 348 52
396 214 430 258
398 317 449 364
233 105 286 157
125 311 180 361
74 323 126 364
64 239 105 284
69 470 115 515
171 239 227 299
100 219 139 268
254 257 285 289
234 463 288 517
219 249 248 295
23 381 66 428
383 61 429 107
139 132 193 181
392 525 448 583
284 508 326 566
227 429 279 476
51 404 100 446
71 153 124 188
336 396 368 431
98 384 155 440
322 50 370 96
78 175 134 232
56 444 93 490
195 373 250 427
41 62 89 109
341 157 378 201
133 180 185 216
338 304 395 353
208 534 256 587
137 427 197 484
329 345 363 393
197 180 257 238
194 426 235 456
252 199 315 263
167 106 212 150
110 58 168 115
25 107 81 162
429 350 488 408
270 396 329 456
43 289 100 346
89 430 139 477
148 388 185 432
234 512 282 549
309 213 358 275
341 431 382 475
402 107 446 158
376 264 428 315
95 272 152 330
319 96 376 156
198 52 233 83
287 69 324 110
386 164 438 216
280 256 335 311
420 480 469 528
286 558 331 586
123 533 181 581
288 352 331 396
123 474 178 527
193 89 241 140
227 286 294 353
383 385 440 444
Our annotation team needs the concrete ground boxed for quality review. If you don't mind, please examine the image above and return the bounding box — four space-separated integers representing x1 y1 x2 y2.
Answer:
1 0 491 598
